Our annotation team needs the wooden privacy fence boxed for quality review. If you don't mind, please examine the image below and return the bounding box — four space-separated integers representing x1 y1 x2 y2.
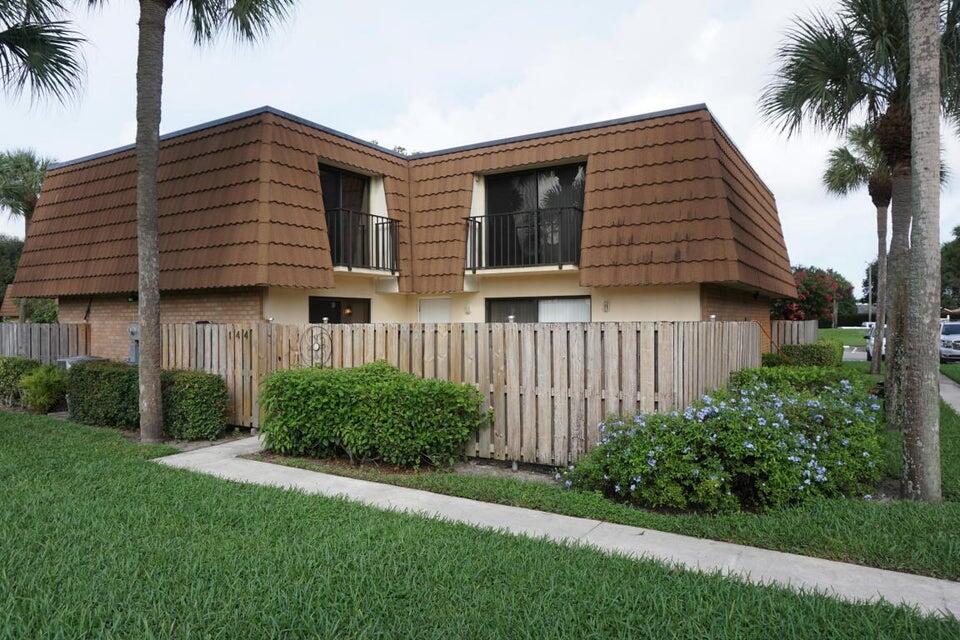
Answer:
162 321 761 465
771 319 818 347
0 323 89 364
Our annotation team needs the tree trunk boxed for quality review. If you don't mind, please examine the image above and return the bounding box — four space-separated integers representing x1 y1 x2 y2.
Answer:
870 203 888 375
903 0 942 502
135 0 169 444
885 165 911 433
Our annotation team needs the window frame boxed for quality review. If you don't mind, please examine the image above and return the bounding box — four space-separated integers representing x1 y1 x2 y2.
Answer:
484 295 591 323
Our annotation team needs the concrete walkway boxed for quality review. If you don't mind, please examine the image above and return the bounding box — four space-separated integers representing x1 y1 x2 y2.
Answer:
157 438 960 618
941 373 960 413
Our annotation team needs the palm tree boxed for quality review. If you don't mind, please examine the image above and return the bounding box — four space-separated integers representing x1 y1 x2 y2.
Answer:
1 0 83 101
822 125 891 375
760 0 960 460
83 0 296 443
904 0 943 502
0 149 53 319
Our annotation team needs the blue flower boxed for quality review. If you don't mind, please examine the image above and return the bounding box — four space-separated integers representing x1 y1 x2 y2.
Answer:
743 441 756 451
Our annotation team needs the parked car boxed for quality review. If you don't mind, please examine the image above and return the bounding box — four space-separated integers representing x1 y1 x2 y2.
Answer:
941 322 960 363
865 325 885 361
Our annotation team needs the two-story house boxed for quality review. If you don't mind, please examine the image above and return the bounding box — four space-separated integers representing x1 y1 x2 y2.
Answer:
8 104 796 361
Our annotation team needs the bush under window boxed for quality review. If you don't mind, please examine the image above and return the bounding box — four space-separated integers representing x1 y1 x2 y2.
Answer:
0 356 39 406
67 361 228 440
560 370 882 513
260 361 487 467
19 365 67 414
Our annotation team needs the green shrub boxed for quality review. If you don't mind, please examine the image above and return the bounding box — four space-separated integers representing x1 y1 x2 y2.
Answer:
0 356 39 406
761 352 783 367
67 361 139 429
561 378 883 513
67 361 228 439
161 370 229 440
777 341 843 367
18 365 68 414
730 366 871 394
260 361 487 467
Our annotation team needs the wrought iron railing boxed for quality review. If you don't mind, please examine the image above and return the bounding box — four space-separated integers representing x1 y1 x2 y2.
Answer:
465 207 583 271
325 208 398 272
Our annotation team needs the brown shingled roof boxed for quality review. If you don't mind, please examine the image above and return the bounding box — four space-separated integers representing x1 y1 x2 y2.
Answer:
10 105 796 299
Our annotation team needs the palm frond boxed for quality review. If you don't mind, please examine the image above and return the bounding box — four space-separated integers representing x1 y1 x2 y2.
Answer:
178 0 295 44
0 18 83 102
0 148 53 222
823 146 871 194
759 9 876 136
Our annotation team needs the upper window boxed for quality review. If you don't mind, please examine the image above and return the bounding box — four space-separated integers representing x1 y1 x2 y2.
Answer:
485 164 586 217
318 163 369 213
468 163 585 270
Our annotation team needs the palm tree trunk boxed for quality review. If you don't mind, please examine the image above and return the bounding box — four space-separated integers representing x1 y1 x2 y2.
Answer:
870 203 888 375
885 165 911 433
135 0 169 444
903 0 942 502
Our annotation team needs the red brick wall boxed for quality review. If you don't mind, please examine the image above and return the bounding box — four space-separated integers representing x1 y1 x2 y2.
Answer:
59 289 263 361
700 284 773 352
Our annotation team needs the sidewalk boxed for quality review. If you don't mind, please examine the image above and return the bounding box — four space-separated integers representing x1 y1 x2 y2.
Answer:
941 373 960 413
157 437 960 618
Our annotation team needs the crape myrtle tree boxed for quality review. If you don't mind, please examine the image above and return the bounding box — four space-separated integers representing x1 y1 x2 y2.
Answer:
772 265 856 326
85 0 297 443
762 0 960 501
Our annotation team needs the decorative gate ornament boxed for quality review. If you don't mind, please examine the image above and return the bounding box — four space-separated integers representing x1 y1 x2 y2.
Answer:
298 325 333 368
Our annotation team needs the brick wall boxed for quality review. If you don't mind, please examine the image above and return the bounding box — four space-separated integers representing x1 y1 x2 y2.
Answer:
58 289 263 361
700 284 773 352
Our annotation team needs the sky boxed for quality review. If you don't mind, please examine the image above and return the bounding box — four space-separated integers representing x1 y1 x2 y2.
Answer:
2 0 958 297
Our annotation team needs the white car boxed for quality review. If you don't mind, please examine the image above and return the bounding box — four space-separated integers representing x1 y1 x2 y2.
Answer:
865 325 885 361
941 322 960 363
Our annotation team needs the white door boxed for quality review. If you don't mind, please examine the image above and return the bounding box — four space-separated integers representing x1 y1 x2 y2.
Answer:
419 298 452 322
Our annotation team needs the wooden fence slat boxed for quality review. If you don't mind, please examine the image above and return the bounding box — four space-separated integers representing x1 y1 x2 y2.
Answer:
519 324 537 462
551 324 569 465
535 324 552 464
504 323 522 461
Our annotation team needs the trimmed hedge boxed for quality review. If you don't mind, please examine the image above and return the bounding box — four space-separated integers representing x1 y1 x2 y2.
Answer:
772 341 843 367
260 361 488 467
19 365 68 414
161 370 230 440
67 361 228 440
0 356 40 406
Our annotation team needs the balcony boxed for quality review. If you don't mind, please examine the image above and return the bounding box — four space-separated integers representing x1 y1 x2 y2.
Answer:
465 207 583 272
325 208 398 272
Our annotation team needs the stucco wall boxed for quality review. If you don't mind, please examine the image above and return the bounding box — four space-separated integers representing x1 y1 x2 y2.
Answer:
263 272 702 324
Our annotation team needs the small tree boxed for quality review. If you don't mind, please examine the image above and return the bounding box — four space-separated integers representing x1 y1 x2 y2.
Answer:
773 266 856 326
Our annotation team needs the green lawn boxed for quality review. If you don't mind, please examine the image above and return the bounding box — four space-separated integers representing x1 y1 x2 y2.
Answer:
942 363 960 385
819 327 869 346
1 414 957 638
254 396 960 581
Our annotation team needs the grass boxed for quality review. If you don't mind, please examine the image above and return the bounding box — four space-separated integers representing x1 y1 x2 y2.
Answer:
253 381 960 581
819 327 869 347
942 363 960 385
2 415 955 638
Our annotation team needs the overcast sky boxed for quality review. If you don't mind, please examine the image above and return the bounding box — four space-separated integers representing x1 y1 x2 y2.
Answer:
2 0 958 296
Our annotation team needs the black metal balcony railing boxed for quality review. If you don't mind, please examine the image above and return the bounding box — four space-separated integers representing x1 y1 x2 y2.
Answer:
325 208 398 272
465 207 583 271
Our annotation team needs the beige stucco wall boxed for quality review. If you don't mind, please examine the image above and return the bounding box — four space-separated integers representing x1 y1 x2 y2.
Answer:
263 272 414 324
263 271 701 324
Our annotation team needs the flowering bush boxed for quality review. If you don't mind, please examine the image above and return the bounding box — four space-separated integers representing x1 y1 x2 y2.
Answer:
730 366 871 394
560 377 882 513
